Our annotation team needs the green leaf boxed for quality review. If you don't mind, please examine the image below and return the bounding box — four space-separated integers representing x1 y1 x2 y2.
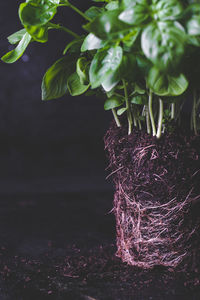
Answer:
106 89 115 98
184 3 200 34
117 107 127 115
81 33 104 52
51 0 60 3
63 37 84 55
136 54 152 77
104 96 124 110
101 53 137 92
101 53 137 91
119 3 149 25
187 36 200 47
141 21 186 71
133 83 146 95
67 72 90 96
122 29 140 51
7 29 27 44
187 16 200 35
119 53 137 82
25 24 49 42
105 1 119 11
121 0 137 7
41 54 77 100
84 90 97 96
152 0 183 21
130 83 146 96
76 57 89 85
19 0 58 27
85 6 104 20
147 67 189 96
101 52 135 91
89 46 123 90
131 94 147 105
101 72 120 92
92 0 109 2
184 3 200 15
1 32 31 63
83 9 131 40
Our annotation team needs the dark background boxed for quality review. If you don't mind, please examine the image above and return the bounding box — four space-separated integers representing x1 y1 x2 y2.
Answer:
0 2 117 298
0 0 113 195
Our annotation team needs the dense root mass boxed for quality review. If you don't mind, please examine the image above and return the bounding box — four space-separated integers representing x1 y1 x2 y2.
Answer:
104 121 200 269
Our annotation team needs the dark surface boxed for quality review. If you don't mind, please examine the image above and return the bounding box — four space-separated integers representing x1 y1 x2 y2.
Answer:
0 193 200 300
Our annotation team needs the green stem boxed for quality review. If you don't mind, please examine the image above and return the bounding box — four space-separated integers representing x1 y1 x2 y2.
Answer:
145 105 151 134
114 92 124 98
192 90 198 135
133 116 137 127
142 106 146 117
61 1 92 22
131 105 137 127
138 119 142 130
112 108 121 128
148 90 156 136
123 79 132 135
197 96 200 108
49 22 79 39
171 103 175 120
156 98 164 139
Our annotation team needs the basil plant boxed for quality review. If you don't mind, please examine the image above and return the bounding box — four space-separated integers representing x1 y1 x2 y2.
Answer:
2 0 200 138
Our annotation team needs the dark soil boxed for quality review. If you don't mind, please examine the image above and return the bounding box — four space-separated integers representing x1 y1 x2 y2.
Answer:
104 121 200 269
0 192 200 300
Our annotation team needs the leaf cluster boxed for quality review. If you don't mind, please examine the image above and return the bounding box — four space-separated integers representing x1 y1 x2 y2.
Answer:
1 0 200 135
